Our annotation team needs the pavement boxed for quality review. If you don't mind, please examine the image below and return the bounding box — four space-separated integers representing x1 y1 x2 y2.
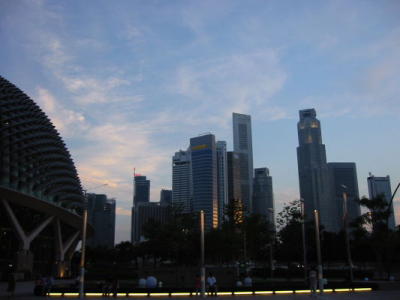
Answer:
1 281 400 300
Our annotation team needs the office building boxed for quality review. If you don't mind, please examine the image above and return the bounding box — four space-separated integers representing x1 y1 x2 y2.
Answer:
227 151 243 224
87 194 116 248
216 141 228 225
190 134 218 229
172 150 192 213
133 175 150 206
367 174 396 230
160 189 172 206
328 163 361 231
296 109 335 231
233 113 254 214
132 202 171 243
253 168 275 226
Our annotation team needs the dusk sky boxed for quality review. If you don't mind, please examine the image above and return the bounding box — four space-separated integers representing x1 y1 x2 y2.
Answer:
1 0 399 242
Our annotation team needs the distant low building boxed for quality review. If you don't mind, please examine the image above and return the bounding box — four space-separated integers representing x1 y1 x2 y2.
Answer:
160 189 172 206
253 168 275 226
87 194 116 248
328 162 361 232
367 174 396 230
132 202 171 243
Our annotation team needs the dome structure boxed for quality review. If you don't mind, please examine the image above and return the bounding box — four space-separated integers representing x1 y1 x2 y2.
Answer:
0 76 87 278
0 76 83 210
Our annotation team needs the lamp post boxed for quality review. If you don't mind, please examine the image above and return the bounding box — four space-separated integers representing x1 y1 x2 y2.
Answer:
300 199 308 282
79 184 108 299
341 185 354 283
200 210 206 298
313 210 324 293
267 208 275 279
79 191 88 299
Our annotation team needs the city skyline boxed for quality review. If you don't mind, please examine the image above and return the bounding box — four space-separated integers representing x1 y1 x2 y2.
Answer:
1 0 400 242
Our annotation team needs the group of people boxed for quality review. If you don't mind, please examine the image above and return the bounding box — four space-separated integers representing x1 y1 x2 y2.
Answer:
33 275 54 296
137 274 161 288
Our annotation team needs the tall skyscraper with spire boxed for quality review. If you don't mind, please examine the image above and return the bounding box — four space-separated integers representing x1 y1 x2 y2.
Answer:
297 109 335 231
233 113 254 214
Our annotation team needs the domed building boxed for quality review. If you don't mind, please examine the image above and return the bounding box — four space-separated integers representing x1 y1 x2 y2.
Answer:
0 76 87 279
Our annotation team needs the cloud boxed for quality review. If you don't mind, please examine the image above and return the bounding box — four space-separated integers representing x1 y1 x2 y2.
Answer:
36 87 86 137
116 207 132 216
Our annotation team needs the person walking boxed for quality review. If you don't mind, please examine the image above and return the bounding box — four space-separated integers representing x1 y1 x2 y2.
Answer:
309 267 318 297
206 272 217 296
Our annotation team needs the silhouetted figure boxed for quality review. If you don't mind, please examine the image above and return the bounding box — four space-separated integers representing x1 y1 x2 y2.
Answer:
309 267 318 296
7 273 16 298
206 272 217 296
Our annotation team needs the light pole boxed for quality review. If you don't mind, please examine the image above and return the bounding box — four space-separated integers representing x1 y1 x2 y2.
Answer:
341 185 354 283
267 208 275 279
300 199 308 282
313 210 324 292
79 184 108 299
79 191 88 299
200 210 206 298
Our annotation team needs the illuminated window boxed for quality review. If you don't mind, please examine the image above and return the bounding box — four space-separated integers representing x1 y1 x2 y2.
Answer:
311 121 319 128
307 135 312 143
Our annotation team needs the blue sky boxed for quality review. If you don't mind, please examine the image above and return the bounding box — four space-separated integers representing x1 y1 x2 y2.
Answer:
1 0 400 242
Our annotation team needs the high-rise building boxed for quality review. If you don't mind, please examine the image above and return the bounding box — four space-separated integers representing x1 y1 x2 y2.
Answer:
253 168 275 226
87 194 116 248
367 174 396 230
233 113 254 214
216 141 228 226
133 175 150 206
160 189 172 206
227 152 242 203
172 150 192 213
132 202 171 243
328 163 361 231
227 151 243 224
297 109 335 231
132 175 150 242
190 133 218 229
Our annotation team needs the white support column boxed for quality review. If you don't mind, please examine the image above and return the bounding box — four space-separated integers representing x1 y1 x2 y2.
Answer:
54 218 80 277
2 199 29 250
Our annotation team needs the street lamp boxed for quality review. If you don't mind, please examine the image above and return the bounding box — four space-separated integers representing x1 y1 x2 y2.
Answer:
200 210 206 298
267 208 275 279
300 199 308 282
341 185 354 283
79 184 108 299
313 209 324 292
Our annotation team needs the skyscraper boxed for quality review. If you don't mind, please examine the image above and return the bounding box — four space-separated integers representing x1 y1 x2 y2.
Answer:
87 194 116 248
233 113 254 214
253 168 275 226
297 109 335 231
328 162 361 231
367 174 396 230
190 133 218 229
172 150 192 213
216 141 228 226
160 189 172 206
227 151 243 224
133 175 150 206
132 175 150 242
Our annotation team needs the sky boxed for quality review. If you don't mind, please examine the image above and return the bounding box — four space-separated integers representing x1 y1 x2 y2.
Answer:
1 0 400 243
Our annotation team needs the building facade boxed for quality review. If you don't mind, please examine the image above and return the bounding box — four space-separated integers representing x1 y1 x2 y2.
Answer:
172 150 192 213
160 189 172 206
0 76 85 278
233 113 254 214
328 162 361 231
87 194 116 248
296 109 335 231
132 202 171 243
216 141 228 225
367 174 396 230
253 168 275 226
133 175 150 206
190 134 218 229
